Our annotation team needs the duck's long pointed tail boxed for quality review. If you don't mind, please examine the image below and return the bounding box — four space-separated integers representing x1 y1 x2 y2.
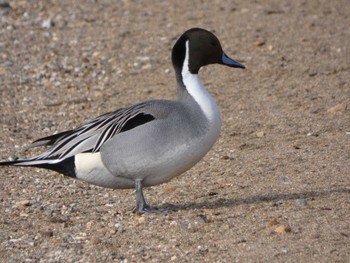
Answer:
0 157 76 178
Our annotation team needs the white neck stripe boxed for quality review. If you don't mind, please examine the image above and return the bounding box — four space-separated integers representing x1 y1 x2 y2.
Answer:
181 41 221 124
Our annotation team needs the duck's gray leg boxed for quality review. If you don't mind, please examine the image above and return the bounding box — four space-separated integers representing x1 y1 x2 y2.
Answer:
134 179 158 214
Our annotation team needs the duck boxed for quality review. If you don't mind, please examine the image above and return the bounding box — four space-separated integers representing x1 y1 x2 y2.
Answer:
0 28 245 214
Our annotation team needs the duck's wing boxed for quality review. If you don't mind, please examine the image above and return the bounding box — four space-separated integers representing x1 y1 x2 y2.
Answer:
1 102 156 166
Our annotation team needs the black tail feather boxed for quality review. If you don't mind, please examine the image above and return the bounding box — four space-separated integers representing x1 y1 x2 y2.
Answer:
0 157 76 178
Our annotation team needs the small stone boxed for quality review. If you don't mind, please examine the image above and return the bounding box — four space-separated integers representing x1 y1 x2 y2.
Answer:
274 225 292 233
254 40 265 47
137 56 151 62
20 213 29 217
114 223 122 228
42 19 54 29
141 63 152 70
306 132 319 137
308 71 317 77
94 91 103 98
13 200 31 209
138 216 145 224
256 131 265 138
280 176 290 184
198 214 209 223
327 98 350 113
92 51 100 57
221 155 229 160
296 198 308 206
221 152 235 160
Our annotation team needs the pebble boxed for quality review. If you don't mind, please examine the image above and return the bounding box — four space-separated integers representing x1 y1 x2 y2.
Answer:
114 223 123 228
20 213 29 217
9 238 22 243
254 40 265 47
13 200 31 209
280 176 290 184
296 198 308 207
221 154 235 160
141 63 153 70
327 98 350 113
256 131 265 138
137 216 145 224
42 19 54 29
308 71 317 77
274 225 292 233
0 1 346 262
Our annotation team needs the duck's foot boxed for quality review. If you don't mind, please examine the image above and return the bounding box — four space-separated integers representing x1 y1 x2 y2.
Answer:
132 204 160 215
133 179 178 215
132 204 176 215
134 179 162 215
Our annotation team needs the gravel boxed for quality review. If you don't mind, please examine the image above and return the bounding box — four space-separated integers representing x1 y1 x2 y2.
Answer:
1 0 349 262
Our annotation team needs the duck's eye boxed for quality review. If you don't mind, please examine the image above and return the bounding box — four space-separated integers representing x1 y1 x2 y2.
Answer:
211 41 217 47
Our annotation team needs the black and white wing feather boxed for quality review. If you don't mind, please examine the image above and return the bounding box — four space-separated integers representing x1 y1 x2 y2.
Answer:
2 102 155 166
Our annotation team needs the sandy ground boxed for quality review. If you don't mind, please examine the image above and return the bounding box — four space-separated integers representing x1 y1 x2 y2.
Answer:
0 0 349 262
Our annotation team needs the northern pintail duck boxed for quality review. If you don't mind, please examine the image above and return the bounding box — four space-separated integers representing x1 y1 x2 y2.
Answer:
0 28 245 214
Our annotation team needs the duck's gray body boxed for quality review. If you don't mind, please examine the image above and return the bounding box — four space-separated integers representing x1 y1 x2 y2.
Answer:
84 84 220 189
0 28 244 213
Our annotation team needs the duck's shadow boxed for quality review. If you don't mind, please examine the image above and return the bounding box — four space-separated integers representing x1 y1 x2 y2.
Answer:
160 188 350 212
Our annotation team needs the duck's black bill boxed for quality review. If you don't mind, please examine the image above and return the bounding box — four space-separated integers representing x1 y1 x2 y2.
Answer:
221 53 245 69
